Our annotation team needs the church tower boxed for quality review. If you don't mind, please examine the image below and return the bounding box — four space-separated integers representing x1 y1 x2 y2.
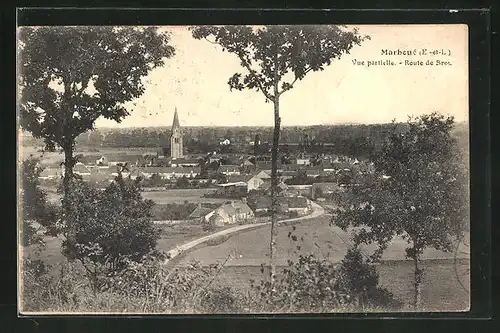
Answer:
170 108 184 159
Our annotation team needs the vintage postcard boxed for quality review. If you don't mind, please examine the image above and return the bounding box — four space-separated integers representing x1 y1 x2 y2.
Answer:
17 24 470 314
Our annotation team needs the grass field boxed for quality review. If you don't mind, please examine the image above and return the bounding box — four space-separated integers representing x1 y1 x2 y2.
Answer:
171 214 469 311
141 189 228 204
176 215 469 266
212 260 470 312
45 188 227 205
19 145 158 166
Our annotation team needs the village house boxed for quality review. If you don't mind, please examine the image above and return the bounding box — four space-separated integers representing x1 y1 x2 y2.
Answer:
247 170 272 192
188 204 214 222
203 200 255 227
170 157 200 168
254 196 311 216
61 162 92 179
296 156 311 166
95 156 109 166
218 165 241 176
141 166 201 179
240 158 256 170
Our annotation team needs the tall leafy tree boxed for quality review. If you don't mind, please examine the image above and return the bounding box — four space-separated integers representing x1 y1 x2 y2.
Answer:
18 26 175 240
20 157 58 247
192 25 368 285
334 113 469 308
62 170 160 292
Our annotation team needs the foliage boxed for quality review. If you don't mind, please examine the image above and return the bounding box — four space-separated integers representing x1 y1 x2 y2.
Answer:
333 112 469 307
152 202 198 220
18 26 175 246
20 256 54 311
192 24 368 285
285 170 317 185
61 173 162 292
18 26 175 153
334 248 401 310
20 157 59 246
249 250 399 313
21 255 246 313
174 175 190 189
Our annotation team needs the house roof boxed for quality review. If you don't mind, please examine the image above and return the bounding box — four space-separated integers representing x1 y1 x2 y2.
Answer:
279 170 298 177
74 163 91 174
255 170 272 179
255 196 308 209
141 166 201 174
218 201 253 215
189 206 214 218
219 165 240 172
171 158 200 164
227 174 254 183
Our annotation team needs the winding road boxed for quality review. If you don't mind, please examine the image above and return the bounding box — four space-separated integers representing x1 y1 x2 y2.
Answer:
164 200 325 264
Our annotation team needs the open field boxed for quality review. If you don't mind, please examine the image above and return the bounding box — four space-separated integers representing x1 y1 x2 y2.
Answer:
19 145 158 166
141 189 228 204
212 260 470 312
44 188 227 205
176 215 469 266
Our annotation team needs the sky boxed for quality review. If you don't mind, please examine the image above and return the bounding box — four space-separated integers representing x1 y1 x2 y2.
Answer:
93 24 468 128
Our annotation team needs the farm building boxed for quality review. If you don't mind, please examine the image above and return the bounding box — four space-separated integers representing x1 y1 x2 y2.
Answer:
203 200 255 227
141 166 201 179
247 172 272 192
254 196 311 216
188 204 214 221
170 158 200 167
95 156 109 166
218 165 241 176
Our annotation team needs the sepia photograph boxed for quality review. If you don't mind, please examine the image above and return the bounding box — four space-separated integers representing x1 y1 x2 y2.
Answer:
17 24 470 314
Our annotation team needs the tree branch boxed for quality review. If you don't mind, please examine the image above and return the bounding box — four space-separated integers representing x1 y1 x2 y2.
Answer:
277 66 314 97
239 56 273 100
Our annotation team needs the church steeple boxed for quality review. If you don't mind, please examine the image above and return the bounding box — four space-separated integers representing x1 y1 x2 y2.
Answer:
172 107 180 130
170 107 184 159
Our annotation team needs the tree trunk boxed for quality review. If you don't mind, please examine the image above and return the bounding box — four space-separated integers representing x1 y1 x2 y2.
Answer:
269 97 281 287
413 255 422 309
62 141 75 241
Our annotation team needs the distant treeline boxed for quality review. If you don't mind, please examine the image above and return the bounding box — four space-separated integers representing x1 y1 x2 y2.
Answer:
21 122 468 159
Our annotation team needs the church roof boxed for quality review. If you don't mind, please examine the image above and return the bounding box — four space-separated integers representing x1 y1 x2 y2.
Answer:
172 108 180 130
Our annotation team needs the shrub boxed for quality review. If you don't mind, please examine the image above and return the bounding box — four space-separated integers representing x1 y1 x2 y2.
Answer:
334 248 402 310
248 249 401 313
61 174 162 292
205 235 230 246
199 285 242 313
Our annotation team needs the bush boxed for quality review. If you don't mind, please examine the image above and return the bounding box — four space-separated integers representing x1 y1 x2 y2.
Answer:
199 285 242 313
205 235 230 246
61 174 162 292
248 249 401 313
334 248 402 310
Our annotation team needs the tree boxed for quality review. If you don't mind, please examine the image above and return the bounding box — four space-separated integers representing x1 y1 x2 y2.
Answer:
254 134 261 155
20 157 58 247
192 25 368 286
62 170 161 292
18 26 175 242
334 113 468 308
175 176 190 189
